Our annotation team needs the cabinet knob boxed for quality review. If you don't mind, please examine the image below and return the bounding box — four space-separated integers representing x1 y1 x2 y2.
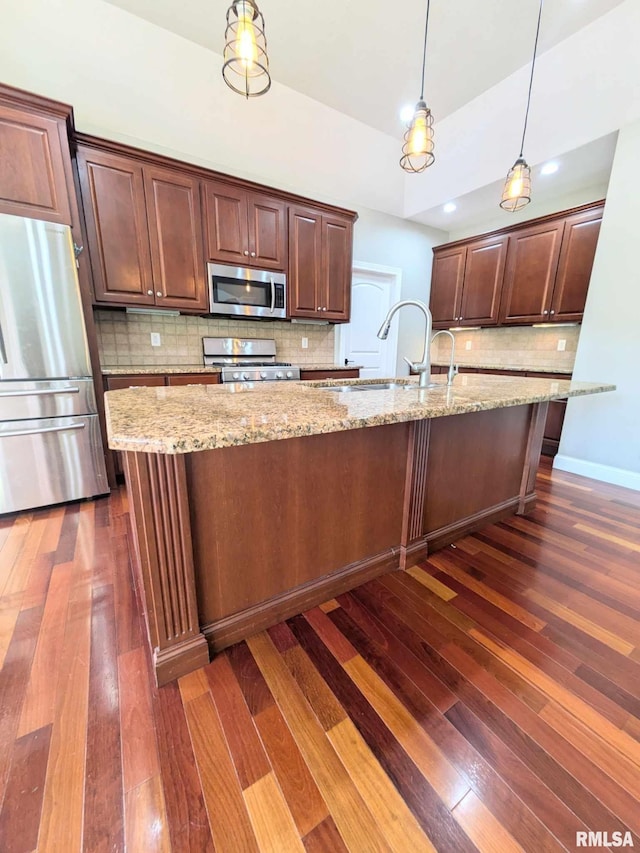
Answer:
147 290 153 296
317 306 322 311
250 251 256 257
543 310 549 315
156 292 162 298
244 250 249 256
322 307 327 311
550 310 555 315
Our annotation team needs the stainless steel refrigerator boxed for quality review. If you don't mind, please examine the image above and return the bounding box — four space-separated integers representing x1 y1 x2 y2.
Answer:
0 212 108 514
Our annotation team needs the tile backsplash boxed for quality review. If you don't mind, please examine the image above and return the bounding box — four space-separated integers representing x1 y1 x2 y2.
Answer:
431 325 580 373
94 310 336 367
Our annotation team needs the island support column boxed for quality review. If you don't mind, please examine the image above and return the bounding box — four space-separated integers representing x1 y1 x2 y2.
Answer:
124 451 209 685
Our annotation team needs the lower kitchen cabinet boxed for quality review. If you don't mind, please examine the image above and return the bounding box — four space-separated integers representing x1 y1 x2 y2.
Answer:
299 368 360 381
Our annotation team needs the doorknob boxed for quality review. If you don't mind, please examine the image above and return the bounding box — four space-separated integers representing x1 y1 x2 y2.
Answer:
344 358 355 365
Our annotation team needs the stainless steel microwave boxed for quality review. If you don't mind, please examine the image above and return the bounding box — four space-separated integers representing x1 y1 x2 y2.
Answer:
207 263 286 319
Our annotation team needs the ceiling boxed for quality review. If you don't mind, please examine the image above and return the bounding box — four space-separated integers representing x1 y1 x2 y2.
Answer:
105 0 626 137
103 0 626 227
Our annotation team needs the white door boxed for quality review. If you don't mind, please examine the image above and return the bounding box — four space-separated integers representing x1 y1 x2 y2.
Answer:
337 262 402 379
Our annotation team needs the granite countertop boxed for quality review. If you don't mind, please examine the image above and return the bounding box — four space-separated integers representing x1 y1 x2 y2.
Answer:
432 362 572 375
104 374 614 455
100 364 360 376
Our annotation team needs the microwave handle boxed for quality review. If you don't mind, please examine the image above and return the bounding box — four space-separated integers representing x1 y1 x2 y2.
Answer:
270 276 275 314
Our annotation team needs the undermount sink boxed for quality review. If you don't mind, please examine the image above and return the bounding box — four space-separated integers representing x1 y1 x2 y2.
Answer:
314 381 416 393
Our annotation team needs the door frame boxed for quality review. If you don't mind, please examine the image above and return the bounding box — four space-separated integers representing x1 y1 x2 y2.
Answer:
335 261 402 377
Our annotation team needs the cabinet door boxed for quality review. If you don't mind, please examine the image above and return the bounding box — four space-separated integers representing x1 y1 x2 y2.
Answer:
430 247 465 329
322 215 352 322
288 206 322 318
144 167 207 312
551 206 603 322
247 193 286 269
499 222 563 324
77 147 154 306
165 374 221 386
203 180 249 264
0 104 72 225
460 235 507 326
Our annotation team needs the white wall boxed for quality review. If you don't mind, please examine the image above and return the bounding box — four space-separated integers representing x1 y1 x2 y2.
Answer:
555 120 640 490
0 0 404 218
353 209 447 375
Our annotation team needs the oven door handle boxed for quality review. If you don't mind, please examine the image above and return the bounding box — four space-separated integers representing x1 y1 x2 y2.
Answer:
269 276 275 314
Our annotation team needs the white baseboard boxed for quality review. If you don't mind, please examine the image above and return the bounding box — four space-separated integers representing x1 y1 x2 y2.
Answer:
553 455 640 492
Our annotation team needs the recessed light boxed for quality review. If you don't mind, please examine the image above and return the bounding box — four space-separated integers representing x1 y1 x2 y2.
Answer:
443 202 457 213
400 104 415 123
541 161 559 175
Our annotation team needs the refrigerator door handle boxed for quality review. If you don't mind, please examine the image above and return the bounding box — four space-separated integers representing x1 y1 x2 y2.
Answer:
1 421 85 438
0 386 80 398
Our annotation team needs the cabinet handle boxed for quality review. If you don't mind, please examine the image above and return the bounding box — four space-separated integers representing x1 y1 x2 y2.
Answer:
250 251 256 257
244 250 249 256
317 306 322 311
550 310 555 315
147 290 153 296
322 307 327 311
543 310 549 315
156 292 162 298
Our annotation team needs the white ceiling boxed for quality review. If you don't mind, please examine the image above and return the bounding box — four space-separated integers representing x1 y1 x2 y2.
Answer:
103 0 629 227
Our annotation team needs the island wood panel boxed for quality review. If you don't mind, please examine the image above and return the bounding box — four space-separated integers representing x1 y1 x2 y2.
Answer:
298 369 360 381
422 406 536 545
186 423 411 637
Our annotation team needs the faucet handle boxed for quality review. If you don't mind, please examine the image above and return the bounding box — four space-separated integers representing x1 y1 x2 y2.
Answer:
403 356 418 373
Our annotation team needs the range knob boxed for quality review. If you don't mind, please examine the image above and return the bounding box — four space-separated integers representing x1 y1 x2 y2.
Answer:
242 372 251 381
260 371 268 379
232 372 240 380
276 371 284 379
286 371 294 379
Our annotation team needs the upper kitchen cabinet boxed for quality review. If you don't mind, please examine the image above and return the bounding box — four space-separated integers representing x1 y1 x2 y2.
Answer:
430 200 604 329
551 204 603 322
429 246 465 328
288 206 353 322
77 141 208 312
499 219 564 324
143 166 207 311
0 86 74 226
431 235 507 329
203 180 286 270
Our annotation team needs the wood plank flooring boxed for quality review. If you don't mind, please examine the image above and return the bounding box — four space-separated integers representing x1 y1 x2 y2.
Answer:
0 460 639 851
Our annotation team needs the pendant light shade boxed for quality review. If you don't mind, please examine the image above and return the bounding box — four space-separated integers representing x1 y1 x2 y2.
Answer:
400 1 435 174
500 157 532 212
223 0 271 99
500 0 543 211
400 100 435 173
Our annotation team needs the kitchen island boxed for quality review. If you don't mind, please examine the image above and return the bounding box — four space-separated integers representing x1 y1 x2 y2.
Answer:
105 374 614 684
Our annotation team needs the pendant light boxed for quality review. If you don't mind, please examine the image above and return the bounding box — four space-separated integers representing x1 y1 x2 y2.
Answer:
500 0 544 211
223 0 271 99
400 0 435 173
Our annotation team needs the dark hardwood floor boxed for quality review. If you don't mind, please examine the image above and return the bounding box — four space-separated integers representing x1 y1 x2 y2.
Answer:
0 459 639 852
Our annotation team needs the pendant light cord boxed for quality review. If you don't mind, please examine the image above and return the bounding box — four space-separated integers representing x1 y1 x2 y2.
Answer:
420 0 431 100
519 0 544 157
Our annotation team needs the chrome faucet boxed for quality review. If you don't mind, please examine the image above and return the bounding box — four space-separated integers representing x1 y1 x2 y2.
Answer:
431 329 458 386
377 299 434 388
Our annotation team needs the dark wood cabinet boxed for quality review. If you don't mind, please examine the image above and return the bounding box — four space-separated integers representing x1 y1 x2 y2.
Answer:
165 373 221 386
430 247 465 328
431 235 506 329
288 207 352 322
551 205 603 322
0 99 73 225
78 145 208 312
431 201 603 329
204 180 286 270
299 368 360 381
499 220 564 324
144 167 207 311
77 148 154 306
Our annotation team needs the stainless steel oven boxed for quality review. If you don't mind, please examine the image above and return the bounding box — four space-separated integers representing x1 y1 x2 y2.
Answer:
207 263 286 319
